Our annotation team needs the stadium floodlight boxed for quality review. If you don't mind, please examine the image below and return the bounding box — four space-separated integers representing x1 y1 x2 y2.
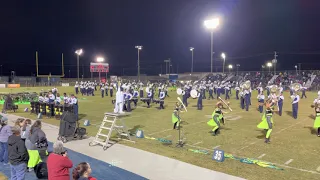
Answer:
221 53 226 73
75 49 83 56
267 62 272 72
204 18 220 30
135 46 143 81
96 57 105 62
75 49 83 81
228 64 233 69
204 17 220 73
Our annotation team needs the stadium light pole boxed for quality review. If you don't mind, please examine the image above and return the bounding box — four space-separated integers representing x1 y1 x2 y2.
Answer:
294 65 298 75
204 18 220 73
236 64 240 76
189 47 194 73
267 62 272 72
228 64 233 73
135 46 143 82
221 53 226 73
96 56 104 81
75 49 83 82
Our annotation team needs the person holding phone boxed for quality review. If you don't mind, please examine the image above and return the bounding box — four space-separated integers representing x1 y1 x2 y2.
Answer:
47 141 73 180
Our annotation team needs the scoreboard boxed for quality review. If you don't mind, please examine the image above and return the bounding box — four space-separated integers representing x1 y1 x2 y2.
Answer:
90 63 109 73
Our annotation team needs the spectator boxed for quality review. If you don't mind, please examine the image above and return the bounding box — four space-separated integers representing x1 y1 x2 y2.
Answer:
72 162 97 180
8 126 29 180
30 120 48 162
0 115 11 165
47 141 73 180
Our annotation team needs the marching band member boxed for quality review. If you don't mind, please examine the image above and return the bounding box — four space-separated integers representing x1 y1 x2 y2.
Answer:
314 107 320 137
159 91 165 109
75 81 79 95
132 89 139 106
235 86 240 100
182 91 188 108
101 83 105 98
165 85 169 97
197 90 203 110
125 91 132 112
225 85 230 100
207 102 225 136
208 84 214 100
63 93 69 104
38 93 44 103
109 84 114 97
292 92 300 119
44 95 49 103
114 83 124 113
301 83 307 99
257 92 265 113
105 82 109 96
217 84 221 99
80 82 84 96
70 94 78 120
244 89 250 111
139 85 144 98
52 87 58 96
240 91 245 110
55 93 61 105
278 92 284 116
257 105 274 143
49 92 56 103
172 106 181 130
146 90 152 108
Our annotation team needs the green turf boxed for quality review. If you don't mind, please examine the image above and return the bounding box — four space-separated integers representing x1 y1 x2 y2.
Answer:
1 87 320 180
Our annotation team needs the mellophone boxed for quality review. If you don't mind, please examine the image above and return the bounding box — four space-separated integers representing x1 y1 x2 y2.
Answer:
30 101 74 119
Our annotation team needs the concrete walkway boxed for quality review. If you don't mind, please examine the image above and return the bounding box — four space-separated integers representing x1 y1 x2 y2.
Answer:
2 113 245 180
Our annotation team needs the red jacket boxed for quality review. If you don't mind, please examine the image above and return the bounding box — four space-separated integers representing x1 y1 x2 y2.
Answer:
47 153 73 180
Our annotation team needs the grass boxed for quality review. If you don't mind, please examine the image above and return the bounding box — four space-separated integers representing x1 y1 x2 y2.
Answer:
0 173 7 180
1 86 320 180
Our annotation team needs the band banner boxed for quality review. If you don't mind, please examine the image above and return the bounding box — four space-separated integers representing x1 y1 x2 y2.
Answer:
7 84 20 88
61 83 70 87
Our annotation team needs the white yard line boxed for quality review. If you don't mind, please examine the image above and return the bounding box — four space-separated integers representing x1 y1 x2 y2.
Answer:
192 141 203 146
258 154 266 159
213 145 221 149
284 159 294 165
237 118 307 152
148 111 243 136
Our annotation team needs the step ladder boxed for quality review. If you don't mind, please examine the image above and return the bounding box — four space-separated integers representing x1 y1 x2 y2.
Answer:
89 112 134 150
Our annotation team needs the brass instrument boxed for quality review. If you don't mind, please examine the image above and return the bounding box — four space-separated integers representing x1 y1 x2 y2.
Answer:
290 83 302 102
240 80 251 90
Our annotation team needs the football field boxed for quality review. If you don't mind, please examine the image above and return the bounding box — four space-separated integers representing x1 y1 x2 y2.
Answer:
1 86 319 180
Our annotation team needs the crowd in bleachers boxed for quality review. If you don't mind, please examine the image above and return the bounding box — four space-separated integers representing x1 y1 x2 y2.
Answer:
0 115 96 180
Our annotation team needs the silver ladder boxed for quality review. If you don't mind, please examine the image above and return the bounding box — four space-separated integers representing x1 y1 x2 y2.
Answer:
89 112 134 150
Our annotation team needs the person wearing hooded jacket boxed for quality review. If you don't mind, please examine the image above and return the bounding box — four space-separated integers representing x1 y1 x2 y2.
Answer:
8 126 29 180
0 114 11 165
30 120 48 162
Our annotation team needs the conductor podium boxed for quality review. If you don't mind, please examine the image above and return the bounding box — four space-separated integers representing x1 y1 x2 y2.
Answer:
89 112 134 150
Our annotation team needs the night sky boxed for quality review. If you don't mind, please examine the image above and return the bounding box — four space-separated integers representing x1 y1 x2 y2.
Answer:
1 0 320 77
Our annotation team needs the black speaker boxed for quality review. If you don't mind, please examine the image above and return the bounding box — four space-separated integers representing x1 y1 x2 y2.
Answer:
60 111 77 123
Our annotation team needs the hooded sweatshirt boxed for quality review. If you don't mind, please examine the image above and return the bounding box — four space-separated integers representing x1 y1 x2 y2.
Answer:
8 135 29 165
30 127 47 150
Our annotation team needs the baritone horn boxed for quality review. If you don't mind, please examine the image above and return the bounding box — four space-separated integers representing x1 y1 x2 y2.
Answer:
290 83 302 93
240 80 251 90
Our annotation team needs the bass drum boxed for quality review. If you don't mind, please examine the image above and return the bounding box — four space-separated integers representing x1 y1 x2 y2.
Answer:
190 89 198 99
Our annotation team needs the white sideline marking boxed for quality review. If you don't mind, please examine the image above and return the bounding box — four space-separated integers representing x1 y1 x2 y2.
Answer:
237 118 307 152
285 159 294 165
213 145 221 149
185 144 212 151
316 166 320 172
258 154 266 159
192 141 203 146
